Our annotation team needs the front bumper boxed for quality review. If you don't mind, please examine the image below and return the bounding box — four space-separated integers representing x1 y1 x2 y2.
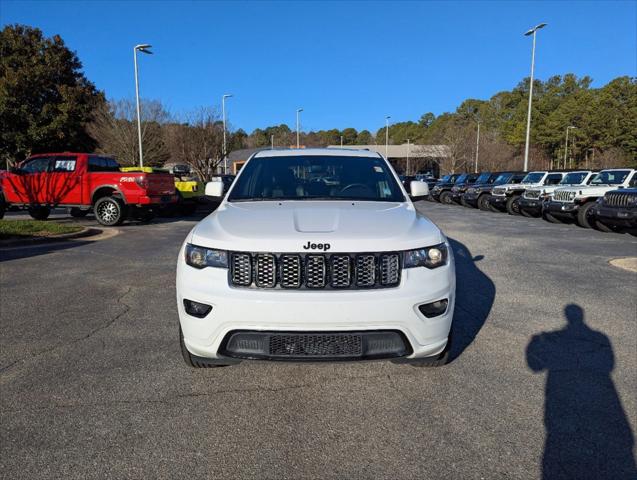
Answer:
488 195 508 209
518 197 543 213
593 205 637 228
176 246 456 362
546 201 578 216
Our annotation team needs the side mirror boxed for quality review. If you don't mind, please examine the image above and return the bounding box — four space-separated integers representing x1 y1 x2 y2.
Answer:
205 181 225 198
410 181 429 198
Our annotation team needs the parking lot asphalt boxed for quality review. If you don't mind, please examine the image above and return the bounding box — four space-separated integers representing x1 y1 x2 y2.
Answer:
1 202 636 479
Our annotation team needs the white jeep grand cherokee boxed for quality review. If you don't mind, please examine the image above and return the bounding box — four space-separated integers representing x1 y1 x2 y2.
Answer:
176 149 455 367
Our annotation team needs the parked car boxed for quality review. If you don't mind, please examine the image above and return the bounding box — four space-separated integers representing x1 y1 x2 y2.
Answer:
518 170 597 218
462 172 525 211
591 187 637 233
0 153 177 225
177 148 455 368
489 171 566 215
450 173 480 205
430 173 461 202
544 169 637 228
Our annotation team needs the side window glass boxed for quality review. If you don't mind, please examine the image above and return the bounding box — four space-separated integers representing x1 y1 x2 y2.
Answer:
22 157 51 174
545 174 562 185
88 157 101 172
629 174 637 187
52 156 77 172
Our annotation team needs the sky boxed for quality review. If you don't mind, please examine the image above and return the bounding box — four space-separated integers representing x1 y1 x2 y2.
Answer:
1 0 636 133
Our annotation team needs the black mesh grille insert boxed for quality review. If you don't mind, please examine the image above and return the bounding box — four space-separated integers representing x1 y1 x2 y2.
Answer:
228 251 402 290
269 334 363 357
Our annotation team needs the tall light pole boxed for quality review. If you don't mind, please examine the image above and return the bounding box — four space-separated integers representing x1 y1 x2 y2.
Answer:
385 115 391 158
296 108 303 148
522 23 547 172
271 134 274 150
406 138 411 175
222 94 233 174
475 121 481 173
340 135 344 147
563 126 576 169
133 44 153 168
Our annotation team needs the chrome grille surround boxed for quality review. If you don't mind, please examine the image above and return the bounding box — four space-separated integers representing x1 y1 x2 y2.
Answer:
228 251 402 290
604 192 636 207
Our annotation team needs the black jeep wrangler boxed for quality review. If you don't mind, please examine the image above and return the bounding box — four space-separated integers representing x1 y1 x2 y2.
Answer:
462 172 525 211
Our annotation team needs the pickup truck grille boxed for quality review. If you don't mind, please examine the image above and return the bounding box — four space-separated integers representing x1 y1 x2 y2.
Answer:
553 190 574 202
604 192 636 207
524 190 542 199
229 251 402 290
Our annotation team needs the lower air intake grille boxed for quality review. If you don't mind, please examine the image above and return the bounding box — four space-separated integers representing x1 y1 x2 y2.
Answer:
270 333 363 357
229 251 402 290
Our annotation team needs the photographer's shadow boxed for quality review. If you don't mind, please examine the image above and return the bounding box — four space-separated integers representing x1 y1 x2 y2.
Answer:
526 304 636 479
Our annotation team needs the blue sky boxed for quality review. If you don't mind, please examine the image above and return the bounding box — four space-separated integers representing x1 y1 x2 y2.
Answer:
2 0 636 133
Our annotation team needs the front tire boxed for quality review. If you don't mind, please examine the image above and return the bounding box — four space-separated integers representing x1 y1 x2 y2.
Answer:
94 196 127 226
576 202 595 229
593 219 615 233
543 211 562 223
477 194 491 211
506 195 521 215
0 202 5 219
460 196 469 208
28 206 50 220
439 191 452 205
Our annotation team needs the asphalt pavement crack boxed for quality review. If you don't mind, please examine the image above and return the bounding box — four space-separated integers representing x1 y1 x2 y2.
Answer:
0 286 133 375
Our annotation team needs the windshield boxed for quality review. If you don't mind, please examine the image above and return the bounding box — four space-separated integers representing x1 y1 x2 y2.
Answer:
228 155 405 202
493 173 512 184
590 170 631 185
560 172 588 185
475 172 491 183
521 172 545 184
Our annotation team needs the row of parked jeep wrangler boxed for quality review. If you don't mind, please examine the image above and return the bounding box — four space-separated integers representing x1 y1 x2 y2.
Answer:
425 168 637 234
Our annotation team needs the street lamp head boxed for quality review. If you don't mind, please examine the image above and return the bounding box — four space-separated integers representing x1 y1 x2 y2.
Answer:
135 44 153 54
223 94 233 99
524 23 547 36
297 108 303 113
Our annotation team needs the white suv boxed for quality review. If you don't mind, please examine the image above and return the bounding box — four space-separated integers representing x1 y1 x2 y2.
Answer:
176 149 455 367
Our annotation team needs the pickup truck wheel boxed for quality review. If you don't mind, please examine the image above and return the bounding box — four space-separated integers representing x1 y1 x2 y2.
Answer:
69 207 89 218
179 326 225 368
439 191 452 204
409 332 452 368
28 206 50 220
542 211 563 223
506 196 521 215
576 202 595 229
477 194 491 211
94 196 126 226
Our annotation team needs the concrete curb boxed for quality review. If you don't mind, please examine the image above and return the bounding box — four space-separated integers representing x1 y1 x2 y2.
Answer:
0 227 103 248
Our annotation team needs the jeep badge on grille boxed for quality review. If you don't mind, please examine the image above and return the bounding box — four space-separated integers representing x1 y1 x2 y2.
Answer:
303 241 331 251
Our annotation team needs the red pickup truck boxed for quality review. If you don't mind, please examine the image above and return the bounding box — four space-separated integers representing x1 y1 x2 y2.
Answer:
0 153 177 225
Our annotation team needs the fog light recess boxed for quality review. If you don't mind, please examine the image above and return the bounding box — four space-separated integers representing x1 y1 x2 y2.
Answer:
183 299 212 318
418 299 448 318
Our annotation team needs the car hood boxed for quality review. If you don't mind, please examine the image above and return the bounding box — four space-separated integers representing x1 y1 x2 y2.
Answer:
190 201 444 252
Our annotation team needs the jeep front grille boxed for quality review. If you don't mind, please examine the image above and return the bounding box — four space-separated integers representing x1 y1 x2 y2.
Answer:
553 190 574 202
604 192 636 207
229 251 402 290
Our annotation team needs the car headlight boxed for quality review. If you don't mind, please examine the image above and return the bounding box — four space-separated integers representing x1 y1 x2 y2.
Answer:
404 243 448 269
568 192 577 201
185 243 228 269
